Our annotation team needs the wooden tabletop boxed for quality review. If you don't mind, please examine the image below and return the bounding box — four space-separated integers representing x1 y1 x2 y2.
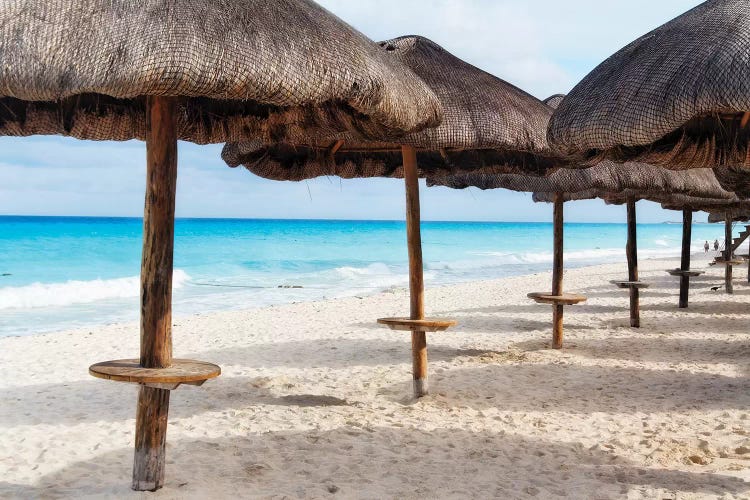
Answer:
377 317 457 332
667 269 705 277
610 280 650 289
527 292 587 305
89 359 221 389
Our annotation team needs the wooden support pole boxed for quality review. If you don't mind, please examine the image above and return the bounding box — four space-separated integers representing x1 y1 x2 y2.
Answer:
726 213 734 294
626 198 640 328
552 193 564 349
679 209 692 308
133 386 170 491
402 145 428 398
747 238 750 284
133 96 178 492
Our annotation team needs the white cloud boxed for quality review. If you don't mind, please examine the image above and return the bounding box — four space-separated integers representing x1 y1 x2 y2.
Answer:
318 0 703 97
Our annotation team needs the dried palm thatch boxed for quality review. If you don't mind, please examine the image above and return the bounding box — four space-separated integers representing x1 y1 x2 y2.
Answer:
547 0 750 169
714 166 750 198
660 195 750 213
538 186 744 209
543 94 566 110
429 163 732 204
708 210 750 223
584 190 738 207
222 35 559 179
0 0 443 144
525 176 745 213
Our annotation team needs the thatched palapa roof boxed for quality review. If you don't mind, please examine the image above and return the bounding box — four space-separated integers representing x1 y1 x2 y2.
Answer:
547 0 750 168
0 0 442 144
708 210 750 223
714 166 750 199
660 195 750 213
428 163 732 204
221 35 559 180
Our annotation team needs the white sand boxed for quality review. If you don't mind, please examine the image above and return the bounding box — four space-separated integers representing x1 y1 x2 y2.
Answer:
1 253 750 499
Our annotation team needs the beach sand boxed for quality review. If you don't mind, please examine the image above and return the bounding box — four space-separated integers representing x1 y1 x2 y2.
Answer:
1 253 750 499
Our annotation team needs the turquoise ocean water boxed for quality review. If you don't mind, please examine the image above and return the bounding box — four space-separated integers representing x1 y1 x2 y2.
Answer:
0 216 727 337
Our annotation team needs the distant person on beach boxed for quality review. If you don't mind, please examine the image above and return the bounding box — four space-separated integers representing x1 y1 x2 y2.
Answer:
704 241 710 253
714 239 720 251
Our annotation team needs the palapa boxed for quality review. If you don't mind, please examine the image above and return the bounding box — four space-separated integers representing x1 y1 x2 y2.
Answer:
0 0 442 144
709 210 750 223
715 208 750 287
540 175 741 309
428 94 737 324
547 0 750 169
222 35 559 397
222 35 559 179
434 164 731 202
658 194 750 297
708 208 750 286
659 195 750 213
429 156 734 331
424 91 593 345
0 0 444 491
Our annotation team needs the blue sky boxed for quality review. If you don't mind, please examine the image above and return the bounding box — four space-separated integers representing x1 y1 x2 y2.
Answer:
0 0 705 223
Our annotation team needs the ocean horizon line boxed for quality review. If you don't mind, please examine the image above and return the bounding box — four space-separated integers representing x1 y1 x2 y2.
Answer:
0 214 700 225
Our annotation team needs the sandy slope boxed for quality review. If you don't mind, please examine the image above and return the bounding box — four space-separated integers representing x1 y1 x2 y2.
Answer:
1 253 749 499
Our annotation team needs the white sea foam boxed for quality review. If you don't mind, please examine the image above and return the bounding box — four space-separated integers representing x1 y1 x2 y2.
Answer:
329 262 412 291
429 247 681 275
333 262 393 280
0 270 190 310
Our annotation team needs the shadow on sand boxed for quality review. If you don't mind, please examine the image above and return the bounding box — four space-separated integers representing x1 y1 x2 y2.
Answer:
379 363 750 414
1 426 747 499
7 339 748 428
536 336 750 365
0 338 501 427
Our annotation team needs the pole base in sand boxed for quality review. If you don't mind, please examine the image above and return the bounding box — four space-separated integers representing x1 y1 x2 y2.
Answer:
132 386 170 491
89 359 220 491
413 378 428 398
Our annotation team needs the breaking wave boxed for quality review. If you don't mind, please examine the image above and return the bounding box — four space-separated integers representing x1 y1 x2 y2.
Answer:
0 270 190 310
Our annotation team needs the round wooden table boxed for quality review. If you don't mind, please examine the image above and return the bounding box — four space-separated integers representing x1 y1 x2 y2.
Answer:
90 359 221 390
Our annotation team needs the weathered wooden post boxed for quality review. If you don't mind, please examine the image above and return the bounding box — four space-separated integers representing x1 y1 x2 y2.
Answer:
626 198 640 327
377 146 456 397
679 209 692 308
527 193 585 347
402 145 428 397
725 212 734 294
132 96 178 491
89 97 220 491
611 198 649 325
376 147 456 395
551 193 565 348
